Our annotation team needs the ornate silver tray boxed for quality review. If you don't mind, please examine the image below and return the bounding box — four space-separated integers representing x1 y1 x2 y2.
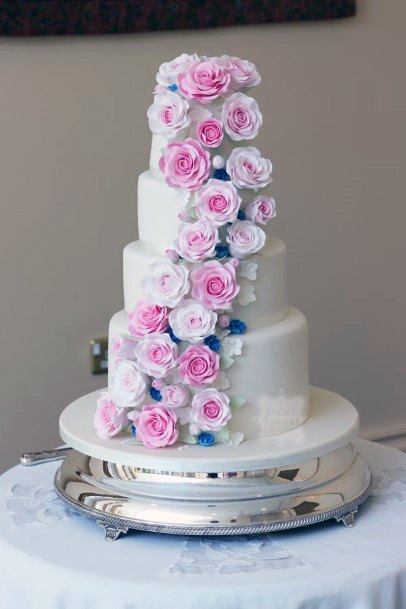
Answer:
54 443 372 540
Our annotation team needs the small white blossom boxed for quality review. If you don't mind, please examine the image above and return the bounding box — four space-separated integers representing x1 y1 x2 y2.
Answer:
238 284 256 306
238 260 258 281
224 431 244 446
221 335 243 358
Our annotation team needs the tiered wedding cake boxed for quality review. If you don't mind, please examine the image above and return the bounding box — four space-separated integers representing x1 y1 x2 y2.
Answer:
56 55 371 537
100 54 309 448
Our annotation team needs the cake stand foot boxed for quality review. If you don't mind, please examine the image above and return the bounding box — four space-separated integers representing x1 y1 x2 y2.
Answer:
97 521 129 541
336 509 358 528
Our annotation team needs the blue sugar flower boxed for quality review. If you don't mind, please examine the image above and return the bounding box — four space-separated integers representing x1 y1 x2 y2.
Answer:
229 319 247 334
204 334 221 352
168 84 178 91
149 386 162 401
213 168 230 181
198 432 215 447
131 424 137 435
167 326 181 344
215 244 230 259
237 209 246 221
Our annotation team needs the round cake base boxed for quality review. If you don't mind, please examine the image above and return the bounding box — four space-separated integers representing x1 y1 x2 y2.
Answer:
54 444 372 539
59 386 359 472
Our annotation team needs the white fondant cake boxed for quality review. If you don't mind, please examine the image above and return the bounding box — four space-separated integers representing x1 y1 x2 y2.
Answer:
56 53 360 458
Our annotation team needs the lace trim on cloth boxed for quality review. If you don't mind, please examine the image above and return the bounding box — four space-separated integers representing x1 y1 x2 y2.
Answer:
0 1 356 37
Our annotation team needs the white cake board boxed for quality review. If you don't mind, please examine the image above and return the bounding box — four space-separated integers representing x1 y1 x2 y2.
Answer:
60 386 359 472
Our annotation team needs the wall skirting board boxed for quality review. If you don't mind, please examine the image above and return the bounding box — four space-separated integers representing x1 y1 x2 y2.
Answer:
361 422 406 452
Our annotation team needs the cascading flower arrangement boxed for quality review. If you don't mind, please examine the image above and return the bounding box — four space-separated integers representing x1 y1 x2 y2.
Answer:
94 54 276 449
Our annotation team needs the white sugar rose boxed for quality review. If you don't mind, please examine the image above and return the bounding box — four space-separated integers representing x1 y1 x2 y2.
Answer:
169 298 217 344
218 55 261 90
221 93 262 141
161 384 190 409
110 360 148 409
226 147 272 191
174 220 219 262
195 180 241 227
226 220 266 259
156 53 199 86
142 260 190 308
147 90 191 139
134 333 178 379
245 195 276 225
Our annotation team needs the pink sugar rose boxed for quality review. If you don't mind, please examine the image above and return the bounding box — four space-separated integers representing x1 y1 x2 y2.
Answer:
134 333 178 379
226 146 272 191
159 138 211 191
165 248 180 263
169 298 217 343
196 118 224 148
134 404 179 448
147 90 191 139
152 378 166 390
178 345 220 387
190 260 240 311
128 300 169 338
94 392 128 439
191 388 231 432
195 180 241 227
244 195 276 225
218 55 261 90
174 220 219 262
110 360 149 408
226 220 266 259
161 384 190 408
178 59 231 104
221 92 262 141
156 53 199 87
142 260 189 308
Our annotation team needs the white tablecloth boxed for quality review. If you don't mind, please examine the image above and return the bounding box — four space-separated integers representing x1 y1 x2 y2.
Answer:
0 439 405 609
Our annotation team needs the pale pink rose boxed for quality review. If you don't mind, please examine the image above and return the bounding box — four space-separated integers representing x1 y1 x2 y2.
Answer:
152 378 166 390
142 260 189 308
190 260 240 310
159 138 211 191
165 248 180 263
110 360 149 408
178 60 231 104
147 90 190 139
191 388 231 432
94 392 128 439
178 345 220 387
218 314 230 328
161 384 190 408
221 93 262 141
134 333 178 379
156 53 199 86
218 55 261 90
226 220 266 259
226 147 272 191
196 118 224 148
169 298 217 343
128 300 169 338
174 220 219 262
110 333 135 359
134 405 179 448
244 195 276 225
195 180 241 227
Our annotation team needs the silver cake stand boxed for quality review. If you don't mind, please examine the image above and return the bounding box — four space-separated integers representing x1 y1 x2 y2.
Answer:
54 387 372 540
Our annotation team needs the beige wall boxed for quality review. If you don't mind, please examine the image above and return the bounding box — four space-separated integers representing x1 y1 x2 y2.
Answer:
1 0 405 471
